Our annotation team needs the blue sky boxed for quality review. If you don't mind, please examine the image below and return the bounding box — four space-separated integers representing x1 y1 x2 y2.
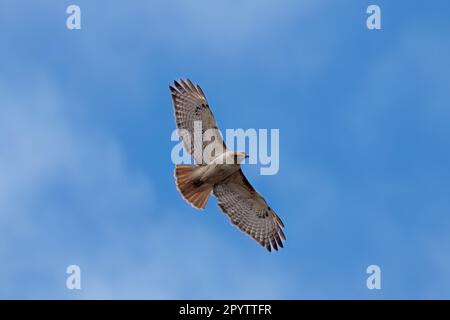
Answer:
1 0 450 299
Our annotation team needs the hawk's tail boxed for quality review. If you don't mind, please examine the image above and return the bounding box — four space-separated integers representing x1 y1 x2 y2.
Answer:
174 165 212 209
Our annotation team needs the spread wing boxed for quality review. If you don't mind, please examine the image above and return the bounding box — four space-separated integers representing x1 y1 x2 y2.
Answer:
170 79 227 164
213 169 286 252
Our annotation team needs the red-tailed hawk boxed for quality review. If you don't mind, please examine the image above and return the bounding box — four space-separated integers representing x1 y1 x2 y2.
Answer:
170 79 285 252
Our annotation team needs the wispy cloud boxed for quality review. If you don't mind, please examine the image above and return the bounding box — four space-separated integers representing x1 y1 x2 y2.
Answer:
1 0 450 299
0 69 295 298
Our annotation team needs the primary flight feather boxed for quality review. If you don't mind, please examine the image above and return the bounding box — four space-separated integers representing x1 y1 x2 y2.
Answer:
170 79 285 252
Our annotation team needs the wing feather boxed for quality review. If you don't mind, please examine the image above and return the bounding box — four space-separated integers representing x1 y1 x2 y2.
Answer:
170 79 227 164
213 169 286 252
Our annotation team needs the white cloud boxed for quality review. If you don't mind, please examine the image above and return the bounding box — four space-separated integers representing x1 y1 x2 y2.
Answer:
0 71 295 298
0 71 154 297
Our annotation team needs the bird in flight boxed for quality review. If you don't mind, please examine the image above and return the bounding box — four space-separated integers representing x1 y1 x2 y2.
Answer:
170 79 285 252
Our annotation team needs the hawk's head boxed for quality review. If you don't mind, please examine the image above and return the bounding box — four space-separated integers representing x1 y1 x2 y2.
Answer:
234 151 248 164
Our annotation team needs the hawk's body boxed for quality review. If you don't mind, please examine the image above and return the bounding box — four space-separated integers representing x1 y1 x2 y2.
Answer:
170 79 285 252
